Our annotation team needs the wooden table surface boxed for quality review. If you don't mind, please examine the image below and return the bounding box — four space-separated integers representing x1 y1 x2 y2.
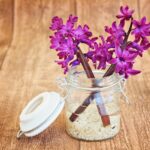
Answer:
0 0 150 150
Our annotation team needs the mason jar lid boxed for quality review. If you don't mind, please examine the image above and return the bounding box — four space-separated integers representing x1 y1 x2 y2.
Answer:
17 92 65 138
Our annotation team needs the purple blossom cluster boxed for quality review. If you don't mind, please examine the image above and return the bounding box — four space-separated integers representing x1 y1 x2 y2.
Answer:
50 6 150 78
49 15 96 73
86 6 150 78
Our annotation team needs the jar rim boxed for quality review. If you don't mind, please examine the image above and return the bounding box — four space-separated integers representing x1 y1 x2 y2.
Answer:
67 67 124 92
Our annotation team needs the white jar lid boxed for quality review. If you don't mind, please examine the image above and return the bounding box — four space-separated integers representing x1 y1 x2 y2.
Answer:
17 92 65 138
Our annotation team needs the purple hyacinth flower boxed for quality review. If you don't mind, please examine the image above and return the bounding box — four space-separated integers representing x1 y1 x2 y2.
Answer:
56 55 74 74
49 33 64 50
94 42 108 69
59 37 77 55
128 37 150 56
116 6 134 27
73 25 93 46
110 47 137 73
50 15 97 73
140 37 150 50
68 15 78 26
124 68 141 78
117 5 134 20
132 17 150 39
50 16 63 31
129 42 144 56
105 22 125 46
60 15 78 35
87 36 113 69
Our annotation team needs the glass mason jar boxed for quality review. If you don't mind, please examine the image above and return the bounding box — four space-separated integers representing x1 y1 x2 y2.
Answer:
59 67 123 141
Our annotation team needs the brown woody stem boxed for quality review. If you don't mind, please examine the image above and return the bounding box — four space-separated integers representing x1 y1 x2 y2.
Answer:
69 49 110 126
121 18 133 49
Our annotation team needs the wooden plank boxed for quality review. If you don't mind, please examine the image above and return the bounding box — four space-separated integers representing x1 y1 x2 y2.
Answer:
0 0 14 68
138 0 150 20
76 0 120 36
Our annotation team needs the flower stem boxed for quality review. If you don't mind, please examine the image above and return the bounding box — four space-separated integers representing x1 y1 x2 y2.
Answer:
76 48 95 78
122 18 133 49
69 48 110 126
103 64 116 77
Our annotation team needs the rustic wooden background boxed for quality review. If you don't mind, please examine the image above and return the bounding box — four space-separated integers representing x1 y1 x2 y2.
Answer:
0 0 150 150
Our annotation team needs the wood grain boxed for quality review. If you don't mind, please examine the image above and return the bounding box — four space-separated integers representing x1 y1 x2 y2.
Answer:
0 0 14 68
0 0 150 150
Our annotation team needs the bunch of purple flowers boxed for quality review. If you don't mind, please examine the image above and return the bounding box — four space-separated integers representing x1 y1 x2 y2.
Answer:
50 15 97 74
50 6 150 126
50 6 150 78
